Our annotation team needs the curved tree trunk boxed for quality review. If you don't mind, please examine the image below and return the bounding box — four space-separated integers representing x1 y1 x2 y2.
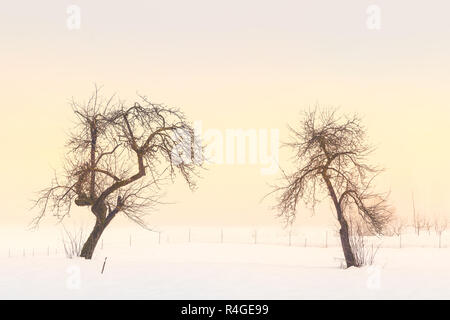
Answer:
322 173 356 268
337 217 356 268
80 220 106 259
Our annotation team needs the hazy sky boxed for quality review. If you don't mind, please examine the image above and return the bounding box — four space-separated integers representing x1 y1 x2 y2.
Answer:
1 1 449 227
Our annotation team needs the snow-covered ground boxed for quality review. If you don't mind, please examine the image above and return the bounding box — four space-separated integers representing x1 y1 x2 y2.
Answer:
1 226 450 299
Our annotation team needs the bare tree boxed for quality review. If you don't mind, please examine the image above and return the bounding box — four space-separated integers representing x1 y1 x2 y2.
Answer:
434 216 448 248
411 192 426 236
423 217 433 235
390 214 406 248
272 108 391 268
34 87 203 259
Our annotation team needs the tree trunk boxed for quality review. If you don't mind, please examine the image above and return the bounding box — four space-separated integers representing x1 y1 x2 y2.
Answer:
337 217 356 268
80 220 106 259
322 172 356 268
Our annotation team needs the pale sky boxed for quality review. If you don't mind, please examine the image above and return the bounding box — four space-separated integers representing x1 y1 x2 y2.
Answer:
1 1 449 227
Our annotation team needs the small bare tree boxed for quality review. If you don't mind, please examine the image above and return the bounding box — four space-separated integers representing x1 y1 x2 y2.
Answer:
390 216 406 236
423 217 433 235
390 214 406 248
413 216 426 236
34 87 203 259
272 108 391 268
411 192 426 236
434 216 448 248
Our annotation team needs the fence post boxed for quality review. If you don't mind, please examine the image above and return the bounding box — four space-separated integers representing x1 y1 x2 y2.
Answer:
129 235 132 247
101 257 108 274
220 228 224 244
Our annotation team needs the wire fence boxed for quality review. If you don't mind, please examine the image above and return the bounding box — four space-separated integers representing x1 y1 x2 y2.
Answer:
3 226 449 258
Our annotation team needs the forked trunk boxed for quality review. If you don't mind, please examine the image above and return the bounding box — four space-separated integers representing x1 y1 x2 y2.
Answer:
80 220 106 259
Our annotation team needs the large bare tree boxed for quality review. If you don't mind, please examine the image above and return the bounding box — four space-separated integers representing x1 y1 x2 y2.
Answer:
273 108 391 267
34 88 203 259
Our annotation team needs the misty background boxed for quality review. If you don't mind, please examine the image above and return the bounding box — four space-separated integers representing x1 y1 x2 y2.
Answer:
0 0 449 228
